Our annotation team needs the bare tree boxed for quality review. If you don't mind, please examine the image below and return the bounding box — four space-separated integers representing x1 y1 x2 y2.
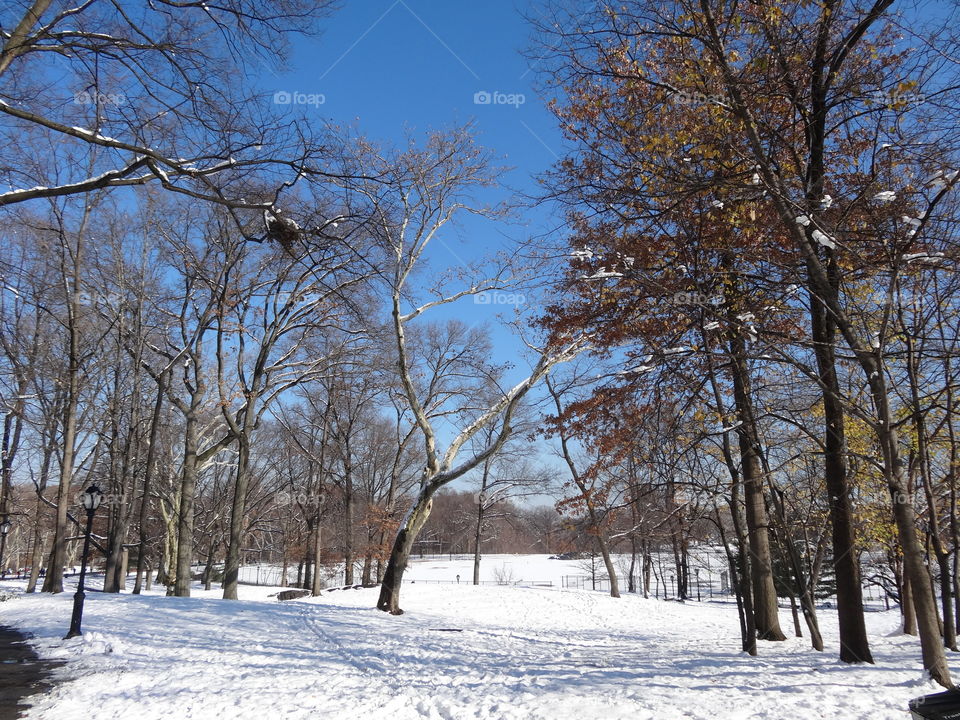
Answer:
332 129 583 614
0 1 337 210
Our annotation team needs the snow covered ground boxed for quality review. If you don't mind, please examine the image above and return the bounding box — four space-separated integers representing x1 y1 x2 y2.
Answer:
0 556 949 719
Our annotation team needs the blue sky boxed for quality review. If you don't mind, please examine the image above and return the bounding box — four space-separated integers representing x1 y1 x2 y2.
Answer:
257 1 574 492
259 0 568 372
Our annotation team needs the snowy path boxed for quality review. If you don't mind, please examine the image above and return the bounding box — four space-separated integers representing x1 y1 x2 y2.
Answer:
0 578 947 719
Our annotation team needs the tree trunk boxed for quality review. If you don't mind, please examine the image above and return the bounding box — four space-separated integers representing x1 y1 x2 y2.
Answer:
43 228 84 594
343 467 354 585
41 364 79 593
311 516 323 595
155 495 177 591
223 439 251 600
103 356 137 594
174 412 199 597
25 523 45 594
882 418 948 682
720 503 756 656
906 333 957 650
473 500 484 586
134 378 165 595
303 548 312 591
809 266 873 662
596 530 620 598
203 539 216 591
789 592 803 637
947 369 960 638
643 541 652 598
377 489 434 614
26 438 55 594
361 552 372 586
728 328 785 641
546 377 619 598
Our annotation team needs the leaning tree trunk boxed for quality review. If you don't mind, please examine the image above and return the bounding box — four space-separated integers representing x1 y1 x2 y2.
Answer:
947 372 960 638
202 539 216 591
377 488 435 614
769 487 824 651
761 441 824 651
907 334 958 651
876 383 950 685
547 377 620 599
595 529 621 598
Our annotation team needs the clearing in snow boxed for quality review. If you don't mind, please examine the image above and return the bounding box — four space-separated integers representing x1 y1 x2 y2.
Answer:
0 556 948 720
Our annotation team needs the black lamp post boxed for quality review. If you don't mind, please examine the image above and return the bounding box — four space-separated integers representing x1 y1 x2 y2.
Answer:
65 484 103 639
0 518 10 578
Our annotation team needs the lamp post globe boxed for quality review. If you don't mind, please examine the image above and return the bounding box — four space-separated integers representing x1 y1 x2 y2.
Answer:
65 484 103 639
81 484 103 512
